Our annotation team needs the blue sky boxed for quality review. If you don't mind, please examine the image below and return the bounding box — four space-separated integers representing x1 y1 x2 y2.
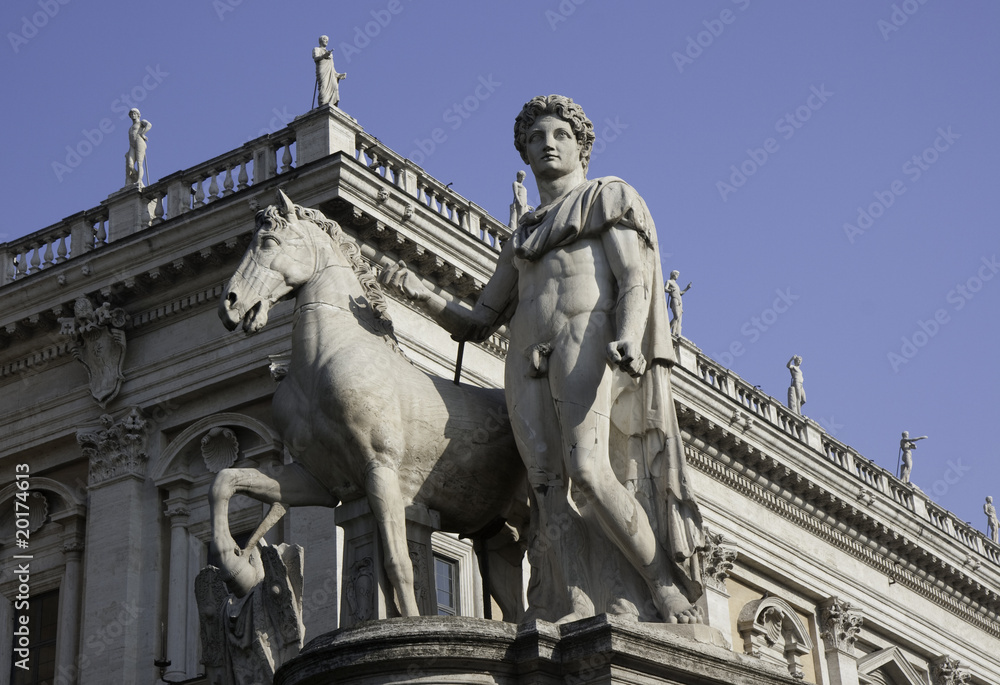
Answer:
2 1 998 534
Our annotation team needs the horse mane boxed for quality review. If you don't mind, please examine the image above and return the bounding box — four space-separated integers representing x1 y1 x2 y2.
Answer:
257 204 408 358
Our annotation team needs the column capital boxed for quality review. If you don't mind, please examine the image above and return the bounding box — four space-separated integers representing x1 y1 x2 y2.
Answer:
701 529 738 591
820 596 864 654
77 407 150 486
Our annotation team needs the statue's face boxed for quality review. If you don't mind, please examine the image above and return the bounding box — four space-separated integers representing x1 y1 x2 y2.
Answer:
319 35 329 47
524 114 583 181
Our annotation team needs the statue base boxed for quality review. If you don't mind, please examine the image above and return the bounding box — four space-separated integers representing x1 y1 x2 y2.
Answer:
275 614 800 685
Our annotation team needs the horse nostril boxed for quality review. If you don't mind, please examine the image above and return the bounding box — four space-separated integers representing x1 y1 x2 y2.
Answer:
227 292 238 306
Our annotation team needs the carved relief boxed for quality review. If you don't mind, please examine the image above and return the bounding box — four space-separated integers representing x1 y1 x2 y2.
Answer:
701 529 738 591
408 543 429 609
344 556 375 623
59 296 129 407
196 543 304 685
932 656 972 685
201 427 240 473
0 492 48 539
819 596 863 653
738 596 814 680
77 407 149 485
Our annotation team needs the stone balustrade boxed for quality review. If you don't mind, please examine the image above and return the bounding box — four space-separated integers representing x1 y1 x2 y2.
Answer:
0 128 298 285
678 337 999 568
353 131 509 252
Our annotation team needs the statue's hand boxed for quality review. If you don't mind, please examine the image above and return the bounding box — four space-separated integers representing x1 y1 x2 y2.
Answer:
607 340 646 377
380 260 431 303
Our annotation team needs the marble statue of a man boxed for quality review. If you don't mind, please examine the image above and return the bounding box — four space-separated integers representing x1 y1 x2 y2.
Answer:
899 431 927 483
124 108 151 188
985 496 998 544
509 170 532 229
664 270 691 337
313 35 346 107
786 355 805 414
382 95 704 624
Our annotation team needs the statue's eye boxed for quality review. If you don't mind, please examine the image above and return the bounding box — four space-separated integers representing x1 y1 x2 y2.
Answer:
261 235 280 249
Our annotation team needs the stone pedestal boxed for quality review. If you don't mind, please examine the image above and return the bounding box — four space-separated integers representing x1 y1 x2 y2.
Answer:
106 186 153 241
275 614 798 685
335 499 441 628
292 105 362 167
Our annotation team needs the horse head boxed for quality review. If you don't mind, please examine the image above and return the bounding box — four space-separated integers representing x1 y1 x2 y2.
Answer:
219 190 341 334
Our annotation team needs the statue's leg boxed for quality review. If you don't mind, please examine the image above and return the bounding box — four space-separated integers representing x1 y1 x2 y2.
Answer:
364 464 420 616
508 352 592 623
549 333 700 624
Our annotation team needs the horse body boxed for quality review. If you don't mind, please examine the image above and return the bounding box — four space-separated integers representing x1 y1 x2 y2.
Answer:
215 192 525 619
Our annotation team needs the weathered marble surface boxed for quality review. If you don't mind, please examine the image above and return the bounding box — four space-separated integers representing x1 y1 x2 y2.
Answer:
381 95 706 625
214 191 526 619
274 615 790 685
196 542 305 685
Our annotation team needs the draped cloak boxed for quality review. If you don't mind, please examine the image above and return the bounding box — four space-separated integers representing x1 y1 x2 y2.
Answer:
474 176 706 605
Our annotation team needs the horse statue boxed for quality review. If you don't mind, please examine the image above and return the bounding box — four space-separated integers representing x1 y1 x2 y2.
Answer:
214 189 526 619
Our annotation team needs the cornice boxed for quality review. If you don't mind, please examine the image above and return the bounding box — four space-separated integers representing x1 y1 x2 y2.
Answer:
678 404 1000 638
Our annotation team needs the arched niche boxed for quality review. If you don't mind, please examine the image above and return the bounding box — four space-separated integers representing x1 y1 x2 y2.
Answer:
0 476 87 548
737 595 814 679
150 412 284 486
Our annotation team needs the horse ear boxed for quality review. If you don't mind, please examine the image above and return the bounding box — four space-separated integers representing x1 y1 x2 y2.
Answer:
276 189 295 217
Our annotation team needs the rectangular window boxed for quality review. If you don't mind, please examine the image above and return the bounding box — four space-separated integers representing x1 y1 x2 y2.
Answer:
11 589 59 685
434 556 459 616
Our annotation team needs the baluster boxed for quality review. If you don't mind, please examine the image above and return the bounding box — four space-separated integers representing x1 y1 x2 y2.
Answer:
223 165 235 196
42 240 54 268
29 244 41 273
153 194 165 224
95 219 107 246
281 143 293 173
437 195 448 217
368 150 380 171
237 159 249 191
55 233 68 262
194 179 205 208
417 183 428 207
16 249 28 278
208 172 220 202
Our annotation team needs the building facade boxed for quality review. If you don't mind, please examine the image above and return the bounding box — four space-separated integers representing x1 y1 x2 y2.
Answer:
1 104 997 684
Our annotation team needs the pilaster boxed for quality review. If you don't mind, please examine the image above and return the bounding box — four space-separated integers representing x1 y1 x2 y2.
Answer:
76 407 150 685
819 597 863 685
697 529 738 649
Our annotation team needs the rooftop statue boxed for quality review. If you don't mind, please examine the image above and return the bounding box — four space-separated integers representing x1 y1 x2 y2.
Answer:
214 191 527 620
509 169 532 229
986 496 998 543
124 108 151 188
313 35 346 107
664 270 691 338
898 431 928 484
382 95 705 624
786 355 805 415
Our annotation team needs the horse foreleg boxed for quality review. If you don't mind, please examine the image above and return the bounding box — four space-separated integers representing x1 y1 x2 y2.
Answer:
209 463 338 597
365 465 420 617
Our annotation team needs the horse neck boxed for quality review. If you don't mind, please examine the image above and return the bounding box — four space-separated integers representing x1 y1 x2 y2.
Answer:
295 235 365 310
290 238 370 360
